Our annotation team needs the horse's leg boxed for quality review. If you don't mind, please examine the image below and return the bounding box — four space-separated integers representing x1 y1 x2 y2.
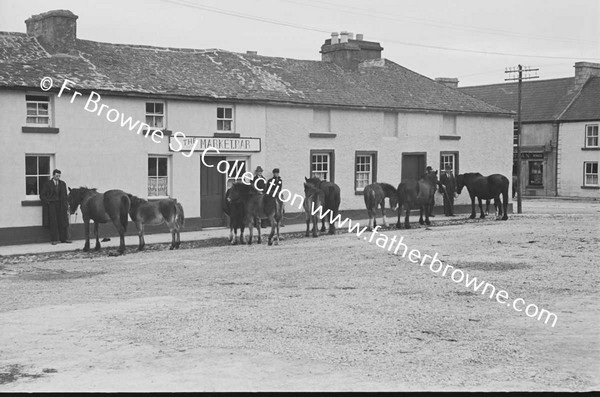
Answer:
320 218 326 233
305 213 310 237
256 217 262 244
478 197 485 218
502 191 508 220
404 207 411 229
176 227 181 248
469 195 477 219
485 200 490 215
381 202 388 228
169 225 176 250
239 225 245 244
312 215 319 237
94 222 101 251
396 204 402 229
424 202 431 226
83 220 90 252
419 205 425 225
247 218 254 245
268 215 275 246
135 221 144 251
229 226 234 243
140 224 146 250
328 211 336 235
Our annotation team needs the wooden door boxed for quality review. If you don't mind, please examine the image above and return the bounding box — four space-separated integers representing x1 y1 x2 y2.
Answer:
401 153 426 181
201 156 226 227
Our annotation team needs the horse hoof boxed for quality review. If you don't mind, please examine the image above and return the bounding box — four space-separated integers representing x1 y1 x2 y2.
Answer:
94 247 101 252
502 216 508 220
83 247 89 252
169 246 174 250
480 215 486 219
396 223 401 229
268 241 273 246
405 224 411 229
469 215 476 219
305 233 310 237
312 234 318 238
426 220 431 225
419 220 424 225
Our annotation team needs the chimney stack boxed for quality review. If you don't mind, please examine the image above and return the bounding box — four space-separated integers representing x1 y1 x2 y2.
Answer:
435 77 459 89
320 31 383 70
25 10 78 55
574 62 600 91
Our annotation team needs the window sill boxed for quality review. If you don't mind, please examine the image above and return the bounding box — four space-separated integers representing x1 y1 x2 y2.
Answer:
355 190 365 196
142 129 172 136
582 147 600 151
581 185 600 189
213 132 240 138
439 135 461 140
526 185 544 189
22 126 59 134
309 133 337 138
148 196 171 201
21 200 42 206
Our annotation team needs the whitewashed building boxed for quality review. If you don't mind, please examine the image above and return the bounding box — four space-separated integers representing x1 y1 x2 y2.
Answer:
0 10 514 245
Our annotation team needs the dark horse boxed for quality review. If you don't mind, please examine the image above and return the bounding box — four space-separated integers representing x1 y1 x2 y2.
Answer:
228 182 282 246
303 180 325 237
304 177 341 235
363 183 398 230
224 186 246 245
128 195 185 250
67 188 130 254
396 172 440 229
455 172 509 220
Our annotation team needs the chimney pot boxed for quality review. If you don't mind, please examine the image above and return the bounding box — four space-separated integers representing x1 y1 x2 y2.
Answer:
356 33 364 41
340 31 349 43
331 32 339 44
348 32 354 40
246 50 258 55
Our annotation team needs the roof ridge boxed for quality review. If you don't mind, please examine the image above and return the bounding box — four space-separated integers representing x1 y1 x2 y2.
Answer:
461 77 574 89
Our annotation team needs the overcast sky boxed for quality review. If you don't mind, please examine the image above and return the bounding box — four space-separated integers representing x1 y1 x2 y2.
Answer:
1 0 598 86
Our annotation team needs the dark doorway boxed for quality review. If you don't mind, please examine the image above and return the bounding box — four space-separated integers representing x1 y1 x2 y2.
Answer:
201 156 226 227
401 153 426 181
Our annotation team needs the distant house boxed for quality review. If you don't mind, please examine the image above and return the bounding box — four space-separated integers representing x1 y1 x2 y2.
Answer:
0 10 514 245
460 63 600 198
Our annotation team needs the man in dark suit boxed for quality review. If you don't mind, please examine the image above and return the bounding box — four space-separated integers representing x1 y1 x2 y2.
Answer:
423 166 436 217
267 168 284 226
440 164 456 216
40 169 71 245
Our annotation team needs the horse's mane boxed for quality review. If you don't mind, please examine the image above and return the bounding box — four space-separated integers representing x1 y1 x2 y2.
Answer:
378 182 397 195
127 194 148 209
230 182 259 201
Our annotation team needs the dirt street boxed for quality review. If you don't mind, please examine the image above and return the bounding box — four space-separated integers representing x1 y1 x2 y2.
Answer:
1 199 599 391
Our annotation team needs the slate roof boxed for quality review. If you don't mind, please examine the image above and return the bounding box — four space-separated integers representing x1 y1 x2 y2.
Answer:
0 31 511 116
460 76 600 123
559 77 600 121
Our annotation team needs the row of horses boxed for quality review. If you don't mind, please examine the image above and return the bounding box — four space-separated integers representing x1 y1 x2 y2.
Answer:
65 171 509 253
67 187 185 255
364 171 510 231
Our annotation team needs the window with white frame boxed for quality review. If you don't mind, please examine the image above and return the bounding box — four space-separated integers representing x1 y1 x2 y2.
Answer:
584 162 599 186
25 154 52 198
225 159 247 189
217 106 234 132
355 152 377 192
146 102 165 129
585 125 599 148
148 156 169 196
513 122 519 146
311 151 332 181
26 95 51 126
440 152 458 174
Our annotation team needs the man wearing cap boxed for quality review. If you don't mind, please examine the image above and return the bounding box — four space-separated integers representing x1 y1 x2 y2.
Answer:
40 169 71 245
440 164 456 216
267 168 285 226
252 166 267 193
423 166 436 217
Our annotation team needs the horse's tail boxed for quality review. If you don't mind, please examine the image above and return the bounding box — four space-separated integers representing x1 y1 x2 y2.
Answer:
176 202 185 228
120 195 130 232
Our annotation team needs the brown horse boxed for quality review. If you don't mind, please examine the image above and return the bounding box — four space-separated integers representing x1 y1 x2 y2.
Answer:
224 186 246 245
456 172 509 220
396 172 440 229
228 182 282 246
304 177 341 235
67 187 130 254
303 180 325 237
128 195 185 250
363 182 398 230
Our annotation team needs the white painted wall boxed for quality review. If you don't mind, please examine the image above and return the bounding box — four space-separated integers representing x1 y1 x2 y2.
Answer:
558 121 600 198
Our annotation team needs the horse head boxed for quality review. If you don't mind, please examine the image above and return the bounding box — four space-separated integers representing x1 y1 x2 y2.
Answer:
456 174 464 194
67 187 97 214
303 181 323 212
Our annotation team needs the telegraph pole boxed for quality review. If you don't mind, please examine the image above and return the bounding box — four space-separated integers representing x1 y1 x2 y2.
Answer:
505 65 538 214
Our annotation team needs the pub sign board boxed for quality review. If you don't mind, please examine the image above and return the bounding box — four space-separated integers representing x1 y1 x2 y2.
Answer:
169 136 261 153
513 152 544 160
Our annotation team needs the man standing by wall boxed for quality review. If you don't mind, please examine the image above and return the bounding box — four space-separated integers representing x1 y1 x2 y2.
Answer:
267 168 284 226
40 169 71 245
440 164 456 216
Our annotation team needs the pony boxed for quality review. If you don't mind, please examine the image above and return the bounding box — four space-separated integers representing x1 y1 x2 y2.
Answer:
127 195 185 250
67 187 130 254
228 182 282 246
304 177 341 235
455 172 510 220
303 180 325 237
396 171 440 229
363 183 398 230
224 186 246 245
